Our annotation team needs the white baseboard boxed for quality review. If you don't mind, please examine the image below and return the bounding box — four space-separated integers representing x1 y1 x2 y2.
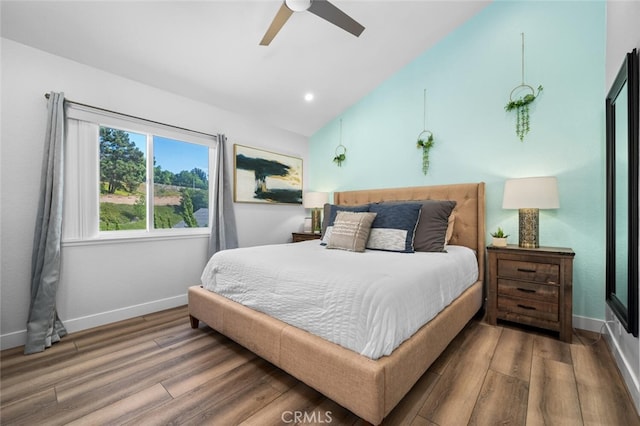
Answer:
0 294 187 351
573 314 606 334
0 329 29 352
574 314 639 415
604 322 640 416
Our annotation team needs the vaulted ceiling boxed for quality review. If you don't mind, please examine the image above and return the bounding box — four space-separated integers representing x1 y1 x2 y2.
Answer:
1 1 490 136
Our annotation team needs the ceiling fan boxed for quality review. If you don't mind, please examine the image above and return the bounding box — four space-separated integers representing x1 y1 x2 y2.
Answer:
260 0 365 46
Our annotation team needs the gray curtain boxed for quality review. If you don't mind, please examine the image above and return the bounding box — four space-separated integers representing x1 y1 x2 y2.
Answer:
25 92 68 355
208 134 238 257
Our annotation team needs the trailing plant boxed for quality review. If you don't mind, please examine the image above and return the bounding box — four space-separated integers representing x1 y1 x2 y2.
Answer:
333 153 346 167
333 145 346 167
505 33 543 142
416 133 434 175
505 85 543 142
416 89 436 175
333 119 347 167
491 227 509 238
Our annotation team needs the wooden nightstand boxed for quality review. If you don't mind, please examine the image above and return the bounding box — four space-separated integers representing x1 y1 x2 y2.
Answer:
487 244 575 342
292 232 322 243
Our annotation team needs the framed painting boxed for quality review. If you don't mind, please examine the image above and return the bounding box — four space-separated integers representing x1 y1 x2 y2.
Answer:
234 144 303 204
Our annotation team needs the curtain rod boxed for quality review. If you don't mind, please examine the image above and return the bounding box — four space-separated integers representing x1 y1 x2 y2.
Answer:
44 93 218 140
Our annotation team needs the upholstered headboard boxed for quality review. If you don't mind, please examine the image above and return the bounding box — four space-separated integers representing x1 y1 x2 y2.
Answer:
333 182 486 279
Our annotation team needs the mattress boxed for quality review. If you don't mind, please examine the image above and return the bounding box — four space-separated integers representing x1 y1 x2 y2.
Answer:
200 240 478 359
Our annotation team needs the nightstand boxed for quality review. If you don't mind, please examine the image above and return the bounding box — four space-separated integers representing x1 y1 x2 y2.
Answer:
487 244 575 342
292 232 322 243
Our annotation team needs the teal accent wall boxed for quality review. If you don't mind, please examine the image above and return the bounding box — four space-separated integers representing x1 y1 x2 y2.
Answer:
309 1 606 320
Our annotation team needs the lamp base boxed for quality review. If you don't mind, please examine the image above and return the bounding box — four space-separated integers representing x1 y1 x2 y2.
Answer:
518 208 539 248
311 208 322 234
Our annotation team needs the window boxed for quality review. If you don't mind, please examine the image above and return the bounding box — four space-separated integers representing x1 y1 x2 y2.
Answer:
63 103 215 241
98 128 210 232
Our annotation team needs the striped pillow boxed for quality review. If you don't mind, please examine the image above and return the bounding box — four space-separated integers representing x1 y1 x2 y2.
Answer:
326 211 377 252
321 203 370 244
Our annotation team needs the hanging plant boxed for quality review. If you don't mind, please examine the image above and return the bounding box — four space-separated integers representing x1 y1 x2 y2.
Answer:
505 33 543 142
505 85 543 141
333 119 347 167
415 89 435 175
333 145 346 167
416 131 434 175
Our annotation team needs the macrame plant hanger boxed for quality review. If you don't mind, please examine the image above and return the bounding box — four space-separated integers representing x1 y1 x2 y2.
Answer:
333 118 346 166
506 32 543 141
416 89 434 175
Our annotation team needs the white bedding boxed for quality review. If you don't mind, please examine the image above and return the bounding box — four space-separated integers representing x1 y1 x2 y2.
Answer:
200 240 478 359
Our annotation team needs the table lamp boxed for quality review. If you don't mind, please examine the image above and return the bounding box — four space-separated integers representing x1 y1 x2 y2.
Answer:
303 192 329 233
502 176 560 248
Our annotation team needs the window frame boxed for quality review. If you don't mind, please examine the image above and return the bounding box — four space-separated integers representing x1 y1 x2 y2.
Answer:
63 103 216 243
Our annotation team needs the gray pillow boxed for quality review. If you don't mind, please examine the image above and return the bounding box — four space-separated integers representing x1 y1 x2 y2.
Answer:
413 200 457 252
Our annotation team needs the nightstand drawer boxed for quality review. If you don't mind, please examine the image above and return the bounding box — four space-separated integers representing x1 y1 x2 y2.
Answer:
498 295 558 322
497 279 559 304
498 259 559 284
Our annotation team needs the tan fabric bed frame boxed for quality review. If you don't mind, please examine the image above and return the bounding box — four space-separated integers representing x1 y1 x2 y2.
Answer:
188 182 485 424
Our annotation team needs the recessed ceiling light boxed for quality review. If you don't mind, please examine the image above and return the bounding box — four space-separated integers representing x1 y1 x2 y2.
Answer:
304 93 314 102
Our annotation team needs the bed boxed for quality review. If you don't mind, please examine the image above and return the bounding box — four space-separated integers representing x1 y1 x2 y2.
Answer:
188 182 485 424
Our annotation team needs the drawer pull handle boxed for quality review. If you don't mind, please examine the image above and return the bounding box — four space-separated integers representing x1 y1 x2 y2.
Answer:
547 281 557 285
517 288 536 293
517 267 537 273
517 304 537 310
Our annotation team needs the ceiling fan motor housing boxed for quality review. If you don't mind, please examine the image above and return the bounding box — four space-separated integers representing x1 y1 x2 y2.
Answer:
285 0 312 12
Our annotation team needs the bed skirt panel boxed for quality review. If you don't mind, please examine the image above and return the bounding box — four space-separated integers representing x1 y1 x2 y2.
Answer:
188 285 286 366
280 324 385 422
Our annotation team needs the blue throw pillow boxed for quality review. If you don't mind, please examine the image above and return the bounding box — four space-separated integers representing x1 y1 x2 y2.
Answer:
366 203 422 253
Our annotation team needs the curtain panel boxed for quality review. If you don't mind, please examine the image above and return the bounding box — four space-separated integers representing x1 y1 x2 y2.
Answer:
209 134 238 256
25 92 68 354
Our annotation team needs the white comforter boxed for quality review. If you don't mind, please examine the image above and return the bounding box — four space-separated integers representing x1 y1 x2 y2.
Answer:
200 241 478 359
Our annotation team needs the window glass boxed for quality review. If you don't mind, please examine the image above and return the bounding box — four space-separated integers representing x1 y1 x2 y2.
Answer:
153 136 209 229
99 127 147 231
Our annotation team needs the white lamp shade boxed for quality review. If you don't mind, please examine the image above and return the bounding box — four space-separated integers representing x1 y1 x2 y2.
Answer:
502 176 560 209
303 191 329 208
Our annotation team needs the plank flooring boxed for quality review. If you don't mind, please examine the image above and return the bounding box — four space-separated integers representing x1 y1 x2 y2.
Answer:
1 305 638 425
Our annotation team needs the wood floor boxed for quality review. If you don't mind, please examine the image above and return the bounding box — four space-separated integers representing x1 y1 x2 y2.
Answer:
1 305 638 425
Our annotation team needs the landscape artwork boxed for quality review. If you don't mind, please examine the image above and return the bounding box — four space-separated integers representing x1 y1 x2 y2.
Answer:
234 144 303 204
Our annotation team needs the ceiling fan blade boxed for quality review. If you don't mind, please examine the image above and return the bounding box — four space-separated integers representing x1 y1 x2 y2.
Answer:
307 0 365 38
260 2 294 46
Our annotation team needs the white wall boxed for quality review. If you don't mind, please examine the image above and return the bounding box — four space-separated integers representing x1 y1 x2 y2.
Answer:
0 38 309 349
605 0 640 414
